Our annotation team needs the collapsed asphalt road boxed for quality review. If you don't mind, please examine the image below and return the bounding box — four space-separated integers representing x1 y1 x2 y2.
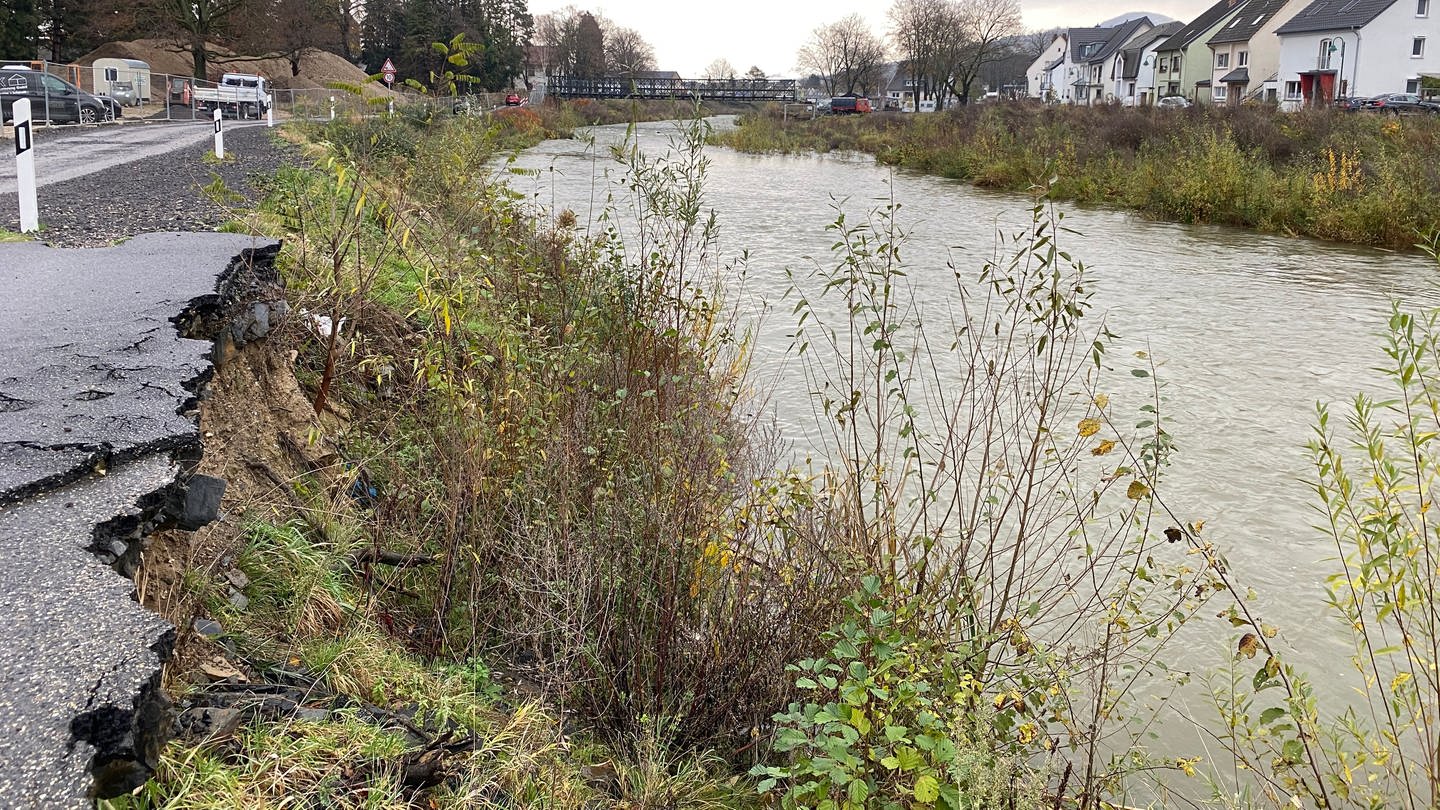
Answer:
0 233 278 805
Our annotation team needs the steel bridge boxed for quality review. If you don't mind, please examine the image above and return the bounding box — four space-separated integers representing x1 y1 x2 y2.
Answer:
546 75 800 102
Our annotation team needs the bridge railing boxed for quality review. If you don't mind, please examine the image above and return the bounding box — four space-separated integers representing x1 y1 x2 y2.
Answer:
547 75 801 102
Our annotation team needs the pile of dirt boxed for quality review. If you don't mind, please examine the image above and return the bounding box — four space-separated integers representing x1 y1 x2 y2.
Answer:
77 40 395 97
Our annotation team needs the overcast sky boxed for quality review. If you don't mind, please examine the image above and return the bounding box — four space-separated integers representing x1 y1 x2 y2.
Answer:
529 0 1213 77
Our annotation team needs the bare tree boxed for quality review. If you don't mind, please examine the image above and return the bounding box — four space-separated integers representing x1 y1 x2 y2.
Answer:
888 0 952 108
745 65 766 80
703 58 736 80
534 7 601 77
148 0 253 78
796 14 887 97
943 0 1022 103
605 26 655 77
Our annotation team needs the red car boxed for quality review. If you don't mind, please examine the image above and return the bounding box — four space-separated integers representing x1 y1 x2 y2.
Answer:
504 93 523 106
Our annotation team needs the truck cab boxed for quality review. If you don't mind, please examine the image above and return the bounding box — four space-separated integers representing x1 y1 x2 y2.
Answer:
828 95 872 114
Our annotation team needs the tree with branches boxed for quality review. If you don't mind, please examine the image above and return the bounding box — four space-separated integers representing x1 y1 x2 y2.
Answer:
943 0 1022 103
796 14 887 97
604 25 655 78
703 58 736 80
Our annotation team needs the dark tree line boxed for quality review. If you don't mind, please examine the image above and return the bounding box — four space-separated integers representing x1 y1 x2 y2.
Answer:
1 0 529 89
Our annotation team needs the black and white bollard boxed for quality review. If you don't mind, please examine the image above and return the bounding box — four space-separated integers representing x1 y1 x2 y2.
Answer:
13 98 38 233
213 108 224 160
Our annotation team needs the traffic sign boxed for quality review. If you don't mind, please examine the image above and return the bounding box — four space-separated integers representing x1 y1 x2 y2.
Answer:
381 58 396 86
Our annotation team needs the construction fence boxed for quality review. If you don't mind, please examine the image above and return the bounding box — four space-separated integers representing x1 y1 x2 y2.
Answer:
1 59 519 127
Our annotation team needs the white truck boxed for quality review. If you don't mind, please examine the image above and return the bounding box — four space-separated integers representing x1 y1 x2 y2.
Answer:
192 73 270 119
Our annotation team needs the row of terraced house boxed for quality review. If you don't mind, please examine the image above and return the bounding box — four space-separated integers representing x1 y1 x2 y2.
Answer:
1027 0 1440 108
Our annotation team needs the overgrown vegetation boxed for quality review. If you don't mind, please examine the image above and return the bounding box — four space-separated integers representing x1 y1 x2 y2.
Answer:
121 102 1440 809
713 103 1440 248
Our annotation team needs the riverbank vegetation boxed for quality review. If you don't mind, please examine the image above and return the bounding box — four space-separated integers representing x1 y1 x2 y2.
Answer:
109 105 1440 809
713 104 1440 249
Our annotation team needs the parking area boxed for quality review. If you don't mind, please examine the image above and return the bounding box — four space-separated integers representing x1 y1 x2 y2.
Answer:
0 119 269 196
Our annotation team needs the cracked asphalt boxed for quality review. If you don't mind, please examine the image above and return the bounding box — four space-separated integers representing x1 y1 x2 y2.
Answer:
0 233 274 804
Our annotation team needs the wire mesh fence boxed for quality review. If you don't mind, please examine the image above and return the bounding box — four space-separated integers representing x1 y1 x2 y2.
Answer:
0 59 405 127
1 57 535 132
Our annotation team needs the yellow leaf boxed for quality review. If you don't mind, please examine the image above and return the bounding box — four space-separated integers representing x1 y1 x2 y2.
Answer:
1262 624 1278 639
1077 418 1101 438
1126 480 1149 500
1237 632 1260 659
1093 393 1109 410
1092 439 1116 456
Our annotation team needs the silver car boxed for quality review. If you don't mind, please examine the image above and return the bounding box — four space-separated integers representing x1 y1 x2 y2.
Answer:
108 81 140 107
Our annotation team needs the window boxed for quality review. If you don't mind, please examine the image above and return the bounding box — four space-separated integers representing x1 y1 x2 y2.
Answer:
104 67 118 82
1420 0 1430 16
1216 52 1230 68
1159 57 1169 72
40 75 70 94
1213 85 1228 101
1285 80 1302 99
1239 51 1249 66
1415 37 1427 57
1407 78 1422 92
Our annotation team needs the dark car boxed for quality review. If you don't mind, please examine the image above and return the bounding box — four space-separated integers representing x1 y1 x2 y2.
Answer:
0 66 121 124
1364 93 1439 114
1333 95 1372 111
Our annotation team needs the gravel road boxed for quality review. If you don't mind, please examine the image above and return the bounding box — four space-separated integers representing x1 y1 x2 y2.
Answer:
0 125 295 248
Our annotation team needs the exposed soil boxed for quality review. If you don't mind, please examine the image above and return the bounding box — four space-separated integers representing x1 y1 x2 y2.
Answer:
77 40 395 97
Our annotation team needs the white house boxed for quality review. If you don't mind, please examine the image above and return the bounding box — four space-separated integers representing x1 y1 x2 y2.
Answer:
1203 0 1309 105
1113 22 1184 104
1027 16 1157 103
1027 33 1069 99
1276 0 1440 108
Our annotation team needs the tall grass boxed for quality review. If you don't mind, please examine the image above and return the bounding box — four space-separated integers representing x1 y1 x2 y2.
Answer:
714 104 1440 248
211 105 1440 808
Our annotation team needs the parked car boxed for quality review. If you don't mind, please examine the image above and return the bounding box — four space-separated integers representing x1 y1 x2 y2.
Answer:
504 92 523 106
0 65 121 124
1333 95 1372 111
107 81 140 107
1156 95 1192 109
814 98 832 114
1364 93 1439 114
828 95 872 114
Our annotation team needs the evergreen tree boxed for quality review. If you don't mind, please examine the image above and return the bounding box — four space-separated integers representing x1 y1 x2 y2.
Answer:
1 0 42 60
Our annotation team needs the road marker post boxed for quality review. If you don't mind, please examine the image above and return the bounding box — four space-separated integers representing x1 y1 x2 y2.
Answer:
266 95 274 128
213 108 224 160
13 98 38 233
329 96 335 121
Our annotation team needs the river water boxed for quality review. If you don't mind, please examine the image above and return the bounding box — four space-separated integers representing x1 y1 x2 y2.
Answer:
504 117 1440 756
